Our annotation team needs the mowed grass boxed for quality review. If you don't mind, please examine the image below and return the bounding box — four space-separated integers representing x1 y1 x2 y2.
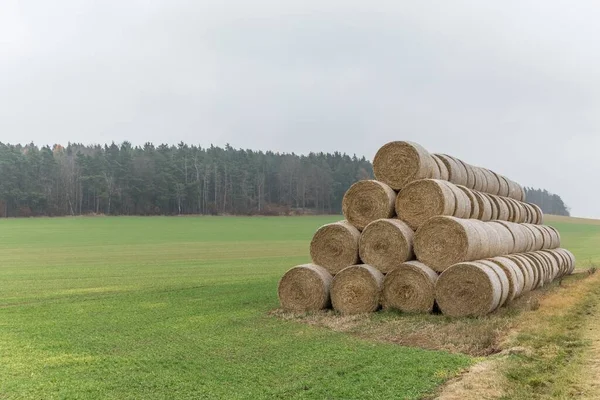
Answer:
0 216 470 400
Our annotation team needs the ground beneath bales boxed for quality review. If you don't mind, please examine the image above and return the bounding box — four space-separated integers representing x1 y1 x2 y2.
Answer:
272 273 590 357
274 270 600 399
437 269 600 399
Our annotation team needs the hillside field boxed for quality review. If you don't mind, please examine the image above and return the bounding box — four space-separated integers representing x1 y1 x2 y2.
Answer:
0 215 597 399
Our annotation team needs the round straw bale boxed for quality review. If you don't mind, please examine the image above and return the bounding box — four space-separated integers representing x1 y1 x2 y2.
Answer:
560 250 572 275
484 194 500 220
435 262 503 317
441 181 471 219
522 203 533 223
395 179 455 230
435 154 467 186
505 178 519 201
488 195 509 221
549 250 566 278
278 264 333 312
515 181 525 201
373 141 435 190
506 198 524 223
458 160 476 189
531 225 552 250
527 203 538 224
502 197 515 222
540 250 562 281
467 220 492 259
431 154 449 181
560 248 576 274
505 198 519 222
473 191 493 221
330 264 384 314
540 252 555 283
448 156 469 186
473 167 487 192
429 157 441 180
505 254 534 293
359 219 414 274
531 252 552 286
513 200 526 223
342 180 396 231
482 169 500 195
535 251 556 283
518 224 536 252
517 254 538 291
496 174 511 197
546 226 561 249
530 203 544 224
533 253 550 286
500 198 513 221
520 253 543 288
457 185 480 219
559 249 572 275
556 247 575 267
523 224 544 251
499 198 512 222
478 260 510 308
553 249 569 274
488 221 515 255
557 248 574 272
517 255 537 292
473 167 489 193
414 216 484 271
518 202 528 223
533 253 550 284
382 261 438 313
471 167 481 192
538 225 557 249
310 221 361 274
484 221 514 257
551 249 569 277
517 223 534 252
494 221 526 253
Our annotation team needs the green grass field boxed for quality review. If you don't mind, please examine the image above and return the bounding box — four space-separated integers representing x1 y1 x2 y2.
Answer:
0 216 475 400
0 215 597 399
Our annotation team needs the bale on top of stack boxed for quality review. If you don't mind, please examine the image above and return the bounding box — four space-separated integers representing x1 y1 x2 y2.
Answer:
278 139 575 317
373 141 525 200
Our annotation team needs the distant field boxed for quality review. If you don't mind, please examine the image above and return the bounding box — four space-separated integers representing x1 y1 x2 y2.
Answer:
544 215 600 265
0 216 470 399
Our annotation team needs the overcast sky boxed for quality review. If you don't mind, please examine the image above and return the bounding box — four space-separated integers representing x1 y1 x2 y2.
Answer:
1 1 599 217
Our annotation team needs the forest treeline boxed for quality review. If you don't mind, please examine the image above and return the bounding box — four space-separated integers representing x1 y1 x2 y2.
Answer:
0 142 569 218
523 187 570 216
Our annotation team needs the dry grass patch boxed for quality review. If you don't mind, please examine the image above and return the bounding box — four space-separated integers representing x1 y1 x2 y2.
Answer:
273 275 589 356
498 270 600 399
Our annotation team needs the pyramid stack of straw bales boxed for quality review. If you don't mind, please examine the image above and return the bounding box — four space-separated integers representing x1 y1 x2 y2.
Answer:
278 141 576 317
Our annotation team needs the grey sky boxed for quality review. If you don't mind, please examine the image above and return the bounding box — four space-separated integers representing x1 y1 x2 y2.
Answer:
1 1 599 217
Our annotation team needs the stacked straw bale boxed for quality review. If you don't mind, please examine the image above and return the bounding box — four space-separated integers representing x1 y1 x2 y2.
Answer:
278 140 576 317
373 141 525 201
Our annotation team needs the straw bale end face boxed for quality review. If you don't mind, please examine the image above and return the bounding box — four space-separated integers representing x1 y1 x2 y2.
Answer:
413 216 473 271
395 179 456 230
310 221 360 274
342 180 396 230
278 264 333 312
435 262 503 317
382 261 438 313
359 219 414 274
373 141 434 190
330 264 384 314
